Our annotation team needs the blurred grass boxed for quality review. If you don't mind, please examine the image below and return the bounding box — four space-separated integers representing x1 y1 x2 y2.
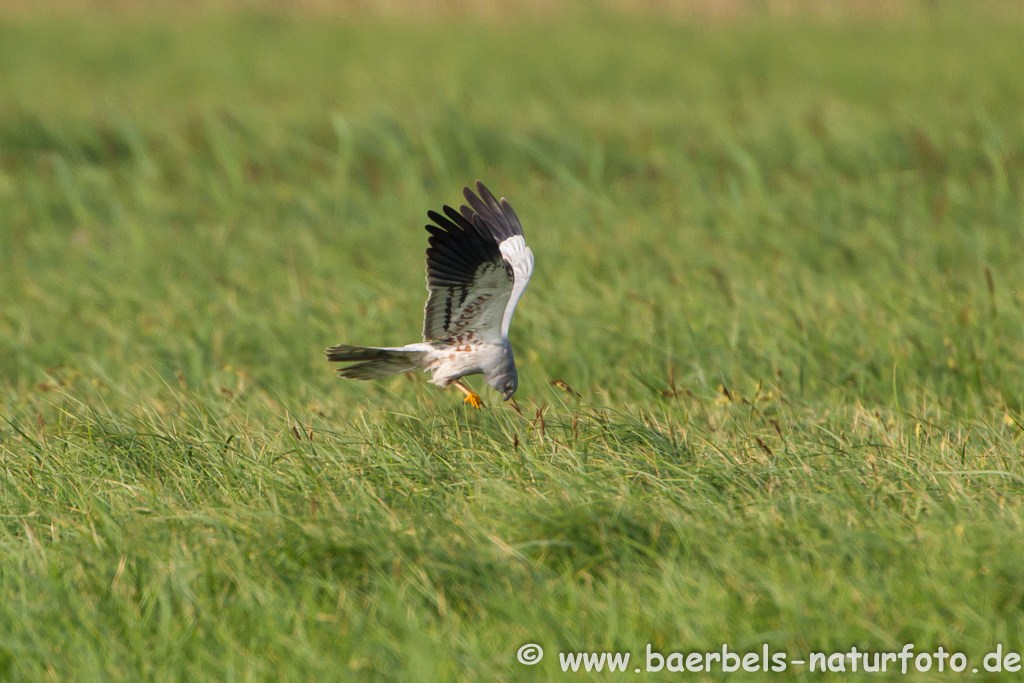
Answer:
2 0 1022 23
1 7 1024 682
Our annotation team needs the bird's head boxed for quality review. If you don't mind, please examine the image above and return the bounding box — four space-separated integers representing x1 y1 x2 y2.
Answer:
486 361 518 401
487 373 517 401
501 378 518 401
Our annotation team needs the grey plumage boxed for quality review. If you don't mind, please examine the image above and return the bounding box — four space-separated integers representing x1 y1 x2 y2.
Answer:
324 344 427 380
326 181 535 405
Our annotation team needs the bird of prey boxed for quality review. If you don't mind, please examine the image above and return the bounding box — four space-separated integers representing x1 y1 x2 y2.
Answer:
325 181 534 408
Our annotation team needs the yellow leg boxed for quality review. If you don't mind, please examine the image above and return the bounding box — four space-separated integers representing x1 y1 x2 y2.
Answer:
452 380 484 409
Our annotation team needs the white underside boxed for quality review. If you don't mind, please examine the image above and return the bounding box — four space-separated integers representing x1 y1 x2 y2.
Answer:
498 235 534 338
396 341 507 387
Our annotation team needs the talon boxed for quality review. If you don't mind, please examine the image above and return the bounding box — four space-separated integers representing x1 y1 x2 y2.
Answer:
463 392 484 409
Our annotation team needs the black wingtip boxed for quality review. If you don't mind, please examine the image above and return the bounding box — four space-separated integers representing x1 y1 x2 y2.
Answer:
426 209 451 229
475 179 495 202
460 180 523 241
465 180 496 207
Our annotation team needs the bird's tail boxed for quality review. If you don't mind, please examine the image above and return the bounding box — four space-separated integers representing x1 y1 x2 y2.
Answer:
324 344 427 380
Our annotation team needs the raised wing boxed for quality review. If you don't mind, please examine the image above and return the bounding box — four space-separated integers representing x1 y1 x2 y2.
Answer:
422 182 534 343
460 181 535 338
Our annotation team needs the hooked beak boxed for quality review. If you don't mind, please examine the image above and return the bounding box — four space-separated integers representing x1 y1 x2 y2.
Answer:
503 390 515 402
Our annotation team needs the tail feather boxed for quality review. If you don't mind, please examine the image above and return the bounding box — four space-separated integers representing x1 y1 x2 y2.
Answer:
325 344 425 380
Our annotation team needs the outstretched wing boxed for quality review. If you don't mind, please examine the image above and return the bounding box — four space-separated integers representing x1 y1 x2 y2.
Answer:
422 181 534 343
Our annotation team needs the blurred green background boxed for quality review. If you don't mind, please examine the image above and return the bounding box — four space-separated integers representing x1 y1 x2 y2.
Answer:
1 2 1024 680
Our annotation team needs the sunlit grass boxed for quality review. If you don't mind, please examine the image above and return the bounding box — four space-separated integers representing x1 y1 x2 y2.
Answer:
1 9 1024 681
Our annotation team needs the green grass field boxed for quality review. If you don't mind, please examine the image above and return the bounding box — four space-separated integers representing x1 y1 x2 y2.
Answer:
2 7 1024 680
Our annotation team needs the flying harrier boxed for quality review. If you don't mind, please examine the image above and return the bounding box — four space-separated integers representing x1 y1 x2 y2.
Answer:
325 181 534 408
